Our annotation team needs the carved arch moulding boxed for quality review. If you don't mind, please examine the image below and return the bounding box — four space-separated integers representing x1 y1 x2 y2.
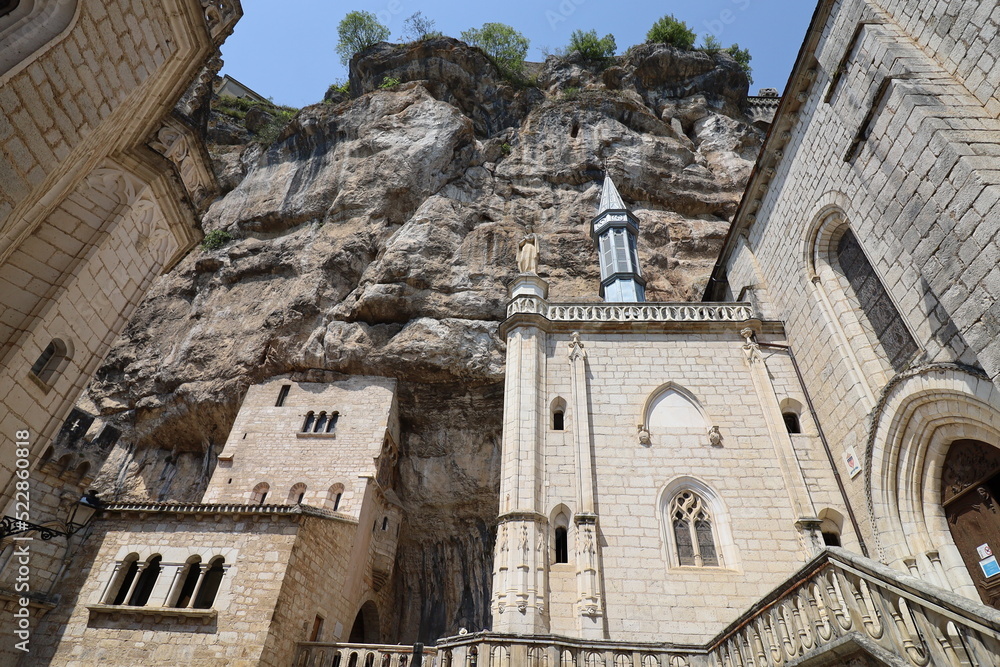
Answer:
864 363 1000 596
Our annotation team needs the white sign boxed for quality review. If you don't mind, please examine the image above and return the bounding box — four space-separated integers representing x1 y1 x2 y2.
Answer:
844 447 862 478
978 543 993 559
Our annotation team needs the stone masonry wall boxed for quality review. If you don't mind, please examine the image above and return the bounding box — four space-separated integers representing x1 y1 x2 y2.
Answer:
32 511 313 666
723 0 1000 574
537 328 846 644
204 376 399 514
1 0 176 226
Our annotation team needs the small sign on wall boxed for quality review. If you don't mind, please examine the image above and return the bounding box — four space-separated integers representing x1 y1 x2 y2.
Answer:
979 555 1000 579
844 446 862 478
978 543 993 559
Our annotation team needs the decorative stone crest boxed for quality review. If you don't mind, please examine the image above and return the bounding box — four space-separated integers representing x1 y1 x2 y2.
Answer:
708 426 723 448
568 332 587 361
637 424 651 447
740 327 763 363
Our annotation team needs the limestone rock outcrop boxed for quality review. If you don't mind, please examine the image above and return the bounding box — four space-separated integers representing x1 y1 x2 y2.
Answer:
79 39 765 642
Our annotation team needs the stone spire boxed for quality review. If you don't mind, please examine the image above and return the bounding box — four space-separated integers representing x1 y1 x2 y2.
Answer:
590 174 646 302
597 173 627 214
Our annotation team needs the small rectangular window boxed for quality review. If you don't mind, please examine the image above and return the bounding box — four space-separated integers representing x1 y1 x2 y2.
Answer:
275 385 290 407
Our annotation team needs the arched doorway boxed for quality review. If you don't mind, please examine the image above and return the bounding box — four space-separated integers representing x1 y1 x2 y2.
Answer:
348 600 380 644
942 439 1000 608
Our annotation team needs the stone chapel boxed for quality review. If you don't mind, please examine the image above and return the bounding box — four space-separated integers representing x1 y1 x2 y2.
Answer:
5 0 1000 666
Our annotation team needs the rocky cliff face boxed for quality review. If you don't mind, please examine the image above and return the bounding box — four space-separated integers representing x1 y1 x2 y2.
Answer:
79 38 764 642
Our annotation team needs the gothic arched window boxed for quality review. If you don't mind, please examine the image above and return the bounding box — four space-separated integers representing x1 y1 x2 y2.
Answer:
835 229 918 372
669 491 719 567
302 412 315 433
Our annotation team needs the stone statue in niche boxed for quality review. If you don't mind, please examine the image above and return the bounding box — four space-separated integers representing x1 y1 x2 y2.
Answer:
519 525 529 553
709 425 723 447
517 233 539 274
637 424 651 446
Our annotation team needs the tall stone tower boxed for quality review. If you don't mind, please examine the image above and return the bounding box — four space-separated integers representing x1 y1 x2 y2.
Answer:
591 175 645 302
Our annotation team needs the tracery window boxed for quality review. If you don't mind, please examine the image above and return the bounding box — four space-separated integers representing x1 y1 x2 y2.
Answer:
836 229 917 372
669 491 719 567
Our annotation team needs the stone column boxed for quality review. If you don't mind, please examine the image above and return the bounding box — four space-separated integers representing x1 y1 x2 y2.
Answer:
739 328 822 553
568 333 604 638
493 276 549 634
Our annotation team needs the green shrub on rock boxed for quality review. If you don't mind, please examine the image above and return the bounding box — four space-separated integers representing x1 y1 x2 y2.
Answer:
646 14 696 50
566 29 616 61
201 229 234 251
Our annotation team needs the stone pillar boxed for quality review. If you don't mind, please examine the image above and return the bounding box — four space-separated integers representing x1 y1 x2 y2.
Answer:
739 328 822 553
568 333 604 638
493 276 549 634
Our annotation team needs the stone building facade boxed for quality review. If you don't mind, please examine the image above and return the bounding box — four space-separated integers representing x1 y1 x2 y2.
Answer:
32 377 402 665
7 0 1000 665
709 0 1000 609
0 1 241 663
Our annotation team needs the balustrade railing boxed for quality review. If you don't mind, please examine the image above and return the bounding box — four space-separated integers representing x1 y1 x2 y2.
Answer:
298 549 1000 667
294 642 438 667
707 547 1000 667
506 300 756 324
434 635 699 667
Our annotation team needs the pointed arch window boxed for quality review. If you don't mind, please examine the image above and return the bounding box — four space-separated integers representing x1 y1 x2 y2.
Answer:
835 229 918 372
669 492 719 567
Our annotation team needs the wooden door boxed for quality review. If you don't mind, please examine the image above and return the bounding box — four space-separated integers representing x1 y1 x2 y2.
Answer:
942 439 1000 608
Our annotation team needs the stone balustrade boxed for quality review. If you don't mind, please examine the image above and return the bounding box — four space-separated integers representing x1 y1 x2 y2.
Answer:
506 300 756 324
294 642 439 667
435 634 698 667
295 550 1000 667
707 547 1000 667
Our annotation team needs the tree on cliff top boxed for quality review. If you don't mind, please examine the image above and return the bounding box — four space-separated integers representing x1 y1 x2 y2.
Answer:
336 11 390 65
566 29 616 61
460 22 529 77
646 14 696 50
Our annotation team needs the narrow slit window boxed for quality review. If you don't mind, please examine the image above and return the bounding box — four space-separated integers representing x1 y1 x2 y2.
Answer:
783 412 802 434
553 410 564 431
275 385 290 407
554 527 568 564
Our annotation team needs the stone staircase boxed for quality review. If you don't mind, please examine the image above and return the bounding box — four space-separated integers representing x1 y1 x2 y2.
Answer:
294 548 1000 667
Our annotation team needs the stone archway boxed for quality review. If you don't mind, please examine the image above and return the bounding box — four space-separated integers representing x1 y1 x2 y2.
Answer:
348 600 380 644
866 365 1000 600
942 439 1000 608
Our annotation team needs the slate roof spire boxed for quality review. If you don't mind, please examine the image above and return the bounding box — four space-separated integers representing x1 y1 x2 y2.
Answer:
590 172 646 302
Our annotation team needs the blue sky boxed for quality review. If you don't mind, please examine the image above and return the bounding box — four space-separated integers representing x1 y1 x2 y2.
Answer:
221 1 818 108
